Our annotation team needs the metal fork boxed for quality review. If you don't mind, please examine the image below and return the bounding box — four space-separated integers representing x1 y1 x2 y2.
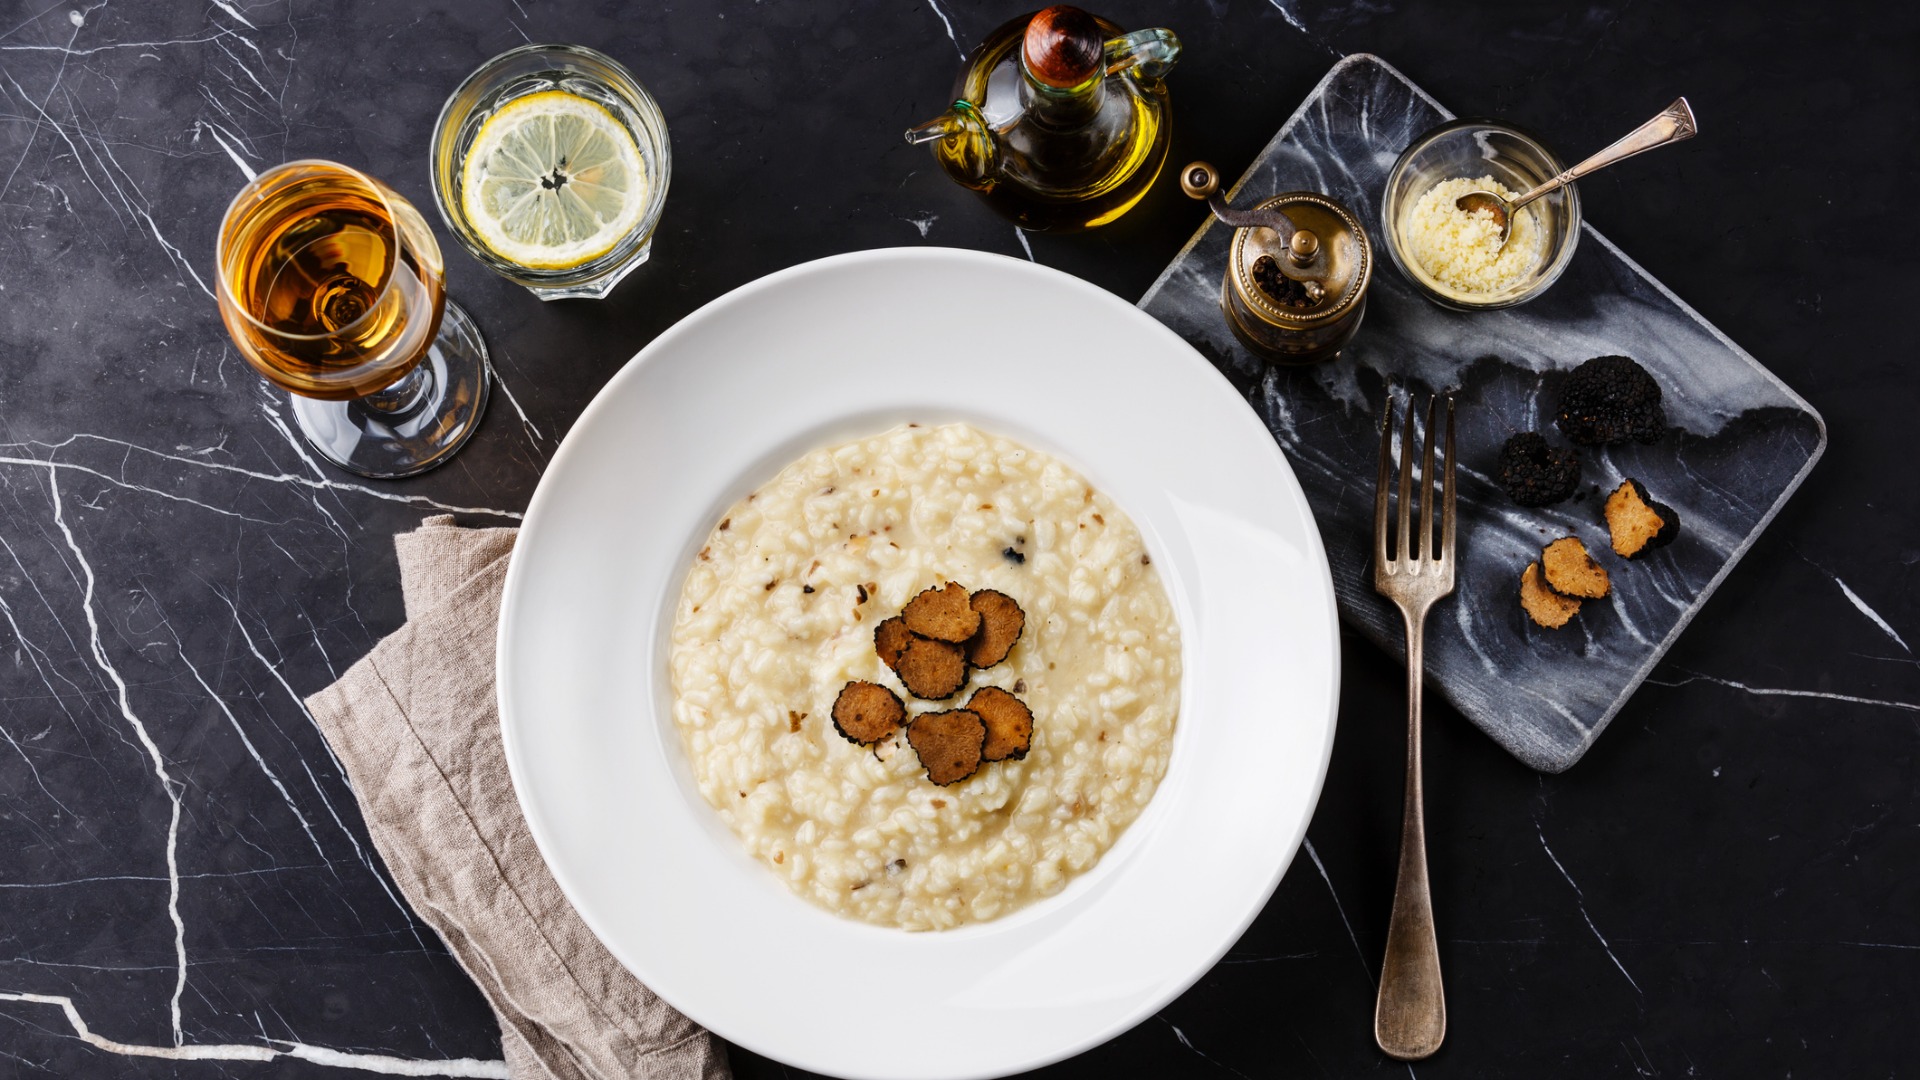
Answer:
1371 390 1455 1061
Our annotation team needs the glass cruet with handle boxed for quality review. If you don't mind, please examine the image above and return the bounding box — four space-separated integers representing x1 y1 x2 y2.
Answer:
904 5 1180 232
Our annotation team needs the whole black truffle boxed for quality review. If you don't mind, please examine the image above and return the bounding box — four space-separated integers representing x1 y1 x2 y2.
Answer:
1555 355 1666 446
1497 432 1581 507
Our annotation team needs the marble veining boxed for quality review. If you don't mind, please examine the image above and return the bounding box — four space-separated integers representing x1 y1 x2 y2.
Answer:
1140 54 1825 771
0 0 1909 1076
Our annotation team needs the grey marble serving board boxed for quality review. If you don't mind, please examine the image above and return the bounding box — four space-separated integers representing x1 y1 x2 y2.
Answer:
1139 54 1824 772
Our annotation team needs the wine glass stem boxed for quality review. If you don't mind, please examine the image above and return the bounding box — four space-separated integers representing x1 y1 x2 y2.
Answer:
360 360 436 418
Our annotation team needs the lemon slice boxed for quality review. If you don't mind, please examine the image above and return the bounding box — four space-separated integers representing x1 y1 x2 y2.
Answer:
460 90 648 271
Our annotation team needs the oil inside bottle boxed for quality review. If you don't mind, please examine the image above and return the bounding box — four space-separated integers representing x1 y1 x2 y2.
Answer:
928 13 1173 233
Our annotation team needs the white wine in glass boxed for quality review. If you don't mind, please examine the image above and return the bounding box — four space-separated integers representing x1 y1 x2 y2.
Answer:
217 159 489 478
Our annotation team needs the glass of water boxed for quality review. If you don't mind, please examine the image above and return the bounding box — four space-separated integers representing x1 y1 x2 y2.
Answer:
431 44 671 301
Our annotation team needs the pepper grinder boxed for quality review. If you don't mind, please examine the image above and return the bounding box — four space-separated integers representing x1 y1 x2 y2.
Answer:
1181 161 1373 364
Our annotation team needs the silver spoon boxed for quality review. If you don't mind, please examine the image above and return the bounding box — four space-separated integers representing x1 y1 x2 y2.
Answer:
1455 97 1698 248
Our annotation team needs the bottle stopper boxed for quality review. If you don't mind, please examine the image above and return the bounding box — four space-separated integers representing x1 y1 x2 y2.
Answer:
1023 6 1105 89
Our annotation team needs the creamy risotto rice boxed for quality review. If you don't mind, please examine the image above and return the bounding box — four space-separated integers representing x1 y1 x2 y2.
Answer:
668 423 1181 930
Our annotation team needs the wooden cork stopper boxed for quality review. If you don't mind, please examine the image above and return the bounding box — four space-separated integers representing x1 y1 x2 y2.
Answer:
1023 6 1104 89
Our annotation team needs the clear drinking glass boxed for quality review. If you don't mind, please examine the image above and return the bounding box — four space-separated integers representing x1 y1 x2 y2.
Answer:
431 44 671 300
215 160 490 478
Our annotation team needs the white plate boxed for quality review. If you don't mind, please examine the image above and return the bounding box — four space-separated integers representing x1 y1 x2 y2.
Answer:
497 248 1340 1079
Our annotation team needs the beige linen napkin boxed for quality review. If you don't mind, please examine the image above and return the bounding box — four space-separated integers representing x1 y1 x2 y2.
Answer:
307 515 730 1080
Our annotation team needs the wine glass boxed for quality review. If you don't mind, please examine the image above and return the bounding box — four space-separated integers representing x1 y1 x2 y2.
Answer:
215 159 489 478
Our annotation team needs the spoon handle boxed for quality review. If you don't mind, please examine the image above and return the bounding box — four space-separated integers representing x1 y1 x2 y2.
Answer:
1511 97 1698 211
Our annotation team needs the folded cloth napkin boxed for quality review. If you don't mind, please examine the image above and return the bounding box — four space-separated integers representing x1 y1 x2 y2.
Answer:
307 515 730 1080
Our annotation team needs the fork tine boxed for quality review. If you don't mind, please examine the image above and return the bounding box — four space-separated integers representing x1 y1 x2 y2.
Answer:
1442 393 1457 560
1419 394 1438 562
1375 392 1394 565
1396 392 1414 563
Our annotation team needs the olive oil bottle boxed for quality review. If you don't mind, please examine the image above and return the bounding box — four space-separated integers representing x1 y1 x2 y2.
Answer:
905 6 1180 233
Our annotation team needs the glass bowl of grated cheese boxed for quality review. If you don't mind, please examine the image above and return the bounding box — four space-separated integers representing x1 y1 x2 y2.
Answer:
1382 119 1581 310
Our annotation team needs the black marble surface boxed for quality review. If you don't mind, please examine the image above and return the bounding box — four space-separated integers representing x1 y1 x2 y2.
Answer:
0 1 1911 1077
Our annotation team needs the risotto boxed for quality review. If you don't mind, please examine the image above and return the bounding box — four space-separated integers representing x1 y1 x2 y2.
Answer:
668 422 1181 930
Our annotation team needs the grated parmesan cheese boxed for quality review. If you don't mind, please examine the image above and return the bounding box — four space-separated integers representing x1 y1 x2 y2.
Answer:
1401 175 1544 297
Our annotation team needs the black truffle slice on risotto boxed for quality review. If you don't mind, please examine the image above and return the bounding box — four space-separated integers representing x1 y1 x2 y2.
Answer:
906 709 987 786
874 616 914 674
830 681 906 745
1604 479 1680 559
964 589 1026 669
965 686 1034 762
895 636 969 700
901 581 981 642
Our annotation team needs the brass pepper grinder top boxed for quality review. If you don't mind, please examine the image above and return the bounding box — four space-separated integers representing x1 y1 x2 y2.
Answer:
1181 161 1373 364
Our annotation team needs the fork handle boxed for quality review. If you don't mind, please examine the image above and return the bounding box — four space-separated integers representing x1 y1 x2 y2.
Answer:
1375 608 1446 1060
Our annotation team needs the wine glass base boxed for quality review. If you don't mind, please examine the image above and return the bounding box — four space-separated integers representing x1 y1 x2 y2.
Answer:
289 301 491 480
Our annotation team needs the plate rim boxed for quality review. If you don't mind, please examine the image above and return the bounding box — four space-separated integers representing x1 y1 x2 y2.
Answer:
497 246 1342 1077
